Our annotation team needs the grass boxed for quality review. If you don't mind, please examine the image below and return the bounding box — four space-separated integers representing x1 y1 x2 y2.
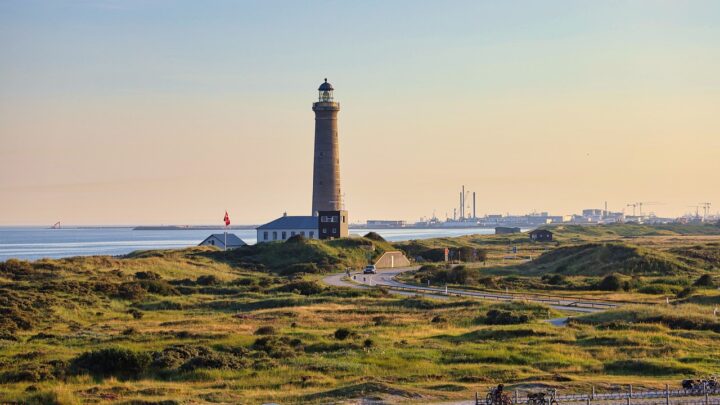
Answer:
2 225 720 403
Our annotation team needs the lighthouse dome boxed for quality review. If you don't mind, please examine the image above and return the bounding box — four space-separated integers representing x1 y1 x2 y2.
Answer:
318 78 334 91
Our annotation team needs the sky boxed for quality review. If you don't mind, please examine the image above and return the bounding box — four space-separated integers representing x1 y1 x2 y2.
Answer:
1 0 719 225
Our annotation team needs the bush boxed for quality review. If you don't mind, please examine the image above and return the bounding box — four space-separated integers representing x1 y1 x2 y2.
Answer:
279 263 321 276
447 265 477 284
677 287 697 299
363 338 374 349
152 345 212 369
694 274 715 288
180 351 248 371
334 328 352 340
70 347 151 378
252 336 300 359
276 280 324 295
485 309 530 325
135 271 161 280
137 280 179 295
598 274 624 291
638 285 675 295
255 326 276 335
431 315 447 323
457 247 487 262
196 275 221 286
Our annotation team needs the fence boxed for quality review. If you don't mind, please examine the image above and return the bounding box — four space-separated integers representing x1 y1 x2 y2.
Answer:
385 284 619 311
476 385 720 405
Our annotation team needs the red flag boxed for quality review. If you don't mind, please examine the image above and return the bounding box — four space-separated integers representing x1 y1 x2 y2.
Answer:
223 211 230 227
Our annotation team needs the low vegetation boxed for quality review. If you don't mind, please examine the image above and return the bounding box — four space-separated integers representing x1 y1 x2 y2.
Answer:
1 224 720 403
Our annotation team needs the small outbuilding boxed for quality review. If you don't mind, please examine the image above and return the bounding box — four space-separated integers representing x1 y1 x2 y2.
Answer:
529 229 553 242
199 233 247 250
495 226 521 235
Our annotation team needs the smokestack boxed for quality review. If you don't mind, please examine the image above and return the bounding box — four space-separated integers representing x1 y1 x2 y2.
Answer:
604 201 608 217
462 185 465 219
459 191 463 219
473 192 476 219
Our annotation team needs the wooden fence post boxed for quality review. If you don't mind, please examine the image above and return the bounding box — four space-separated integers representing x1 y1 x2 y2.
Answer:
629 384 633 398
665 384 670 405
515 390 519 405
591 385 595 400
475 391 479 405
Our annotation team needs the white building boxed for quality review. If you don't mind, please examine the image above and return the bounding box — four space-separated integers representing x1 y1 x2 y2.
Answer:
198 233 246 250
256 214 318 243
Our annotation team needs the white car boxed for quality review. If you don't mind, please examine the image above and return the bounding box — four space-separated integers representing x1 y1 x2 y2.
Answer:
363 265 377 274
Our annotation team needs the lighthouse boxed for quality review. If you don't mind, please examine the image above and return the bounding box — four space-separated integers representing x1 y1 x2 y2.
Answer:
311 79 342 215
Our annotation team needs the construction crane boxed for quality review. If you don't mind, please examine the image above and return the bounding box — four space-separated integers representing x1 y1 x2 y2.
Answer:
700 202 712 222
627 202 662 217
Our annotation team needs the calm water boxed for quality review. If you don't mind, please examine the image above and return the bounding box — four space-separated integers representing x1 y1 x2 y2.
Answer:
0 227 496 261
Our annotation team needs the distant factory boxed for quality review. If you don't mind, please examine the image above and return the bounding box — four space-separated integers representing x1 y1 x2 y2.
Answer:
359 187 690 229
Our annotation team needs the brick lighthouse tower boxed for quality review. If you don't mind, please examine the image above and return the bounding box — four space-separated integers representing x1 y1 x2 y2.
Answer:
311 79 342 216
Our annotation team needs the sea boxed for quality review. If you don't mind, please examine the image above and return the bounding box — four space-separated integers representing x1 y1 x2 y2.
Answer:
0 227 497 262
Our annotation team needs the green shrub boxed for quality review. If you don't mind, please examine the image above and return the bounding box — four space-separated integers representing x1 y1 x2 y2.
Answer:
134 271 161 280
252 336 300 358
70 347 151 378
152 345 212 369
279 263 321 276
637 285 675 294
485 309 530 325
180 352 248 371
677 287 697 299
255 326 276 335
196 275 221 286
598 274 623 291
694 274 715 288
334 328 352 340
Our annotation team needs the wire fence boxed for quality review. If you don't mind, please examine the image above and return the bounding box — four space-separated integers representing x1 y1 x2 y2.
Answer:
476 385 720 405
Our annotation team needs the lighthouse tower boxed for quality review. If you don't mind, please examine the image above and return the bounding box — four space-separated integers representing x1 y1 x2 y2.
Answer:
311 79 341 215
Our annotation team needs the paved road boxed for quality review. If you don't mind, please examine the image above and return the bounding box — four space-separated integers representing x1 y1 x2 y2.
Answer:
322 267 618 313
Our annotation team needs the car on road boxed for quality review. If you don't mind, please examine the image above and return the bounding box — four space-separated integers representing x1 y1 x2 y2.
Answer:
363 265 377 274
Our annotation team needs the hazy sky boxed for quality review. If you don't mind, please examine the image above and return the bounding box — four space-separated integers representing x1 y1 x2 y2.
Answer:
1 1 719 225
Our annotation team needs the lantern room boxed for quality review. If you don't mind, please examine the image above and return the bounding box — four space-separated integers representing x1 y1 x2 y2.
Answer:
318 78 334 102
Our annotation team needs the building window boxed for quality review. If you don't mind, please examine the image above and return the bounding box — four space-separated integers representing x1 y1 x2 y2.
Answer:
273 231 277 240
309 231 314 238
210 240 214 245
263 231 268 240
332 228 337 233
322 228 327 234
342 215 346 223
300 231 305 236
282 231 286 239
291 231 295 236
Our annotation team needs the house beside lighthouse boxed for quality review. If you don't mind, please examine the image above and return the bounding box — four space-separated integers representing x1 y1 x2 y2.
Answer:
256 79 349 243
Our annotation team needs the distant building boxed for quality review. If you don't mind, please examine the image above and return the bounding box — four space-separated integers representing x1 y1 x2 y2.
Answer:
495 226 521 234
199 233 246 250
256 214 318 243
529 229 553 242
318 210 349 239
367 219 406 228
